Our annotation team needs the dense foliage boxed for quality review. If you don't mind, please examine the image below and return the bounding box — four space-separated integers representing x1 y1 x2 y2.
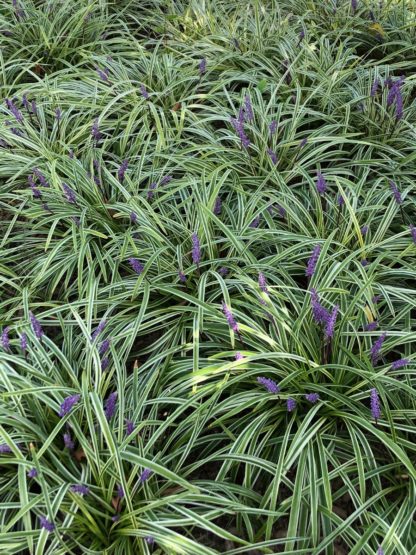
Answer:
0 1 415 553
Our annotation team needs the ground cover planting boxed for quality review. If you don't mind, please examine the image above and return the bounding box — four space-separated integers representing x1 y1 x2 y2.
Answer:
0 1 415 553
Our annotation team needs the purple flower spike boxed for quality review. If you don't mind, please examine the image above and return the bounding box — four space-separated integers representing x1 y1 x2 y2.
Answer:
91 319 107 341
28 468 38 478
145 536 155 545
370 332 387 365
249 215 260 228
222 302 239 334
130 212 138 224
257 376 280 394
230 117 250 149
391 358 409 370
258 272 268 294
128 257 144 275
389 181 402 204
361 259 369 267
287 398 296 412
267 148 278 165
58 394 81 417
178 270 186 283
160 175 172 186
99 339 110 356
20 332 27 354
364 321 378 331
70 484 90 495
235 352 244 360
118 159 128 182
5 98 23 123
395 88 403 120
63 432 74 450
410 225 416 244
140 84 149 100
377 547 384 555
316 172 327 195
96 67 109 82
310 288 330 325
39 516 55 533
13 0 25 20
370 78 379 97
306 245 321 278
219 267 228 276
191 233 201 266
0 443 12 453
370 388 381 421
92 118 101 141
361 225 369 236
117 484 125 498
198 58 206 75
337 194 345 206
126 419 135 435
31 100 37 116
1 326 10 351
147 182 157 199
277 205 286 218
299 137 308 148
244 95 254 122
101 357 109 371
62 183 77 204
33 168 49 188
386 81 396 106
139 468 152 483
29 312 43 340
29 175 41 199
305 393 320 403
213 196 222 215
104 391 118 420
325 305 339 340
269 120 277 135
55 108 62 121
351 0 358 12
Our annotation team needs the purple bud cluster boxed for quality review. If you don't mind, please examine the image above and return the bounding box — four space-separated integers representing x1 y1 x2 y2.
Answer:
29 312 44 340
70 484 90 495
258 272 268 294
306 245 321 278
5 98 23 123
230 116 250 149
140 84 149 99
389 180 402 204
370 332 387 366
139 468 152 483
58 394 81 417
198 58 206 75
257 377 280 394
316 172 327 195
118 159 128 182
386 76 404 120
1 326 10 351
104 391 118 420
128 258 144 275
91 319 107 341
191 233 201 266
62 183 77 204
222 302 239 334
370 78 379 97
370 388 381 421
